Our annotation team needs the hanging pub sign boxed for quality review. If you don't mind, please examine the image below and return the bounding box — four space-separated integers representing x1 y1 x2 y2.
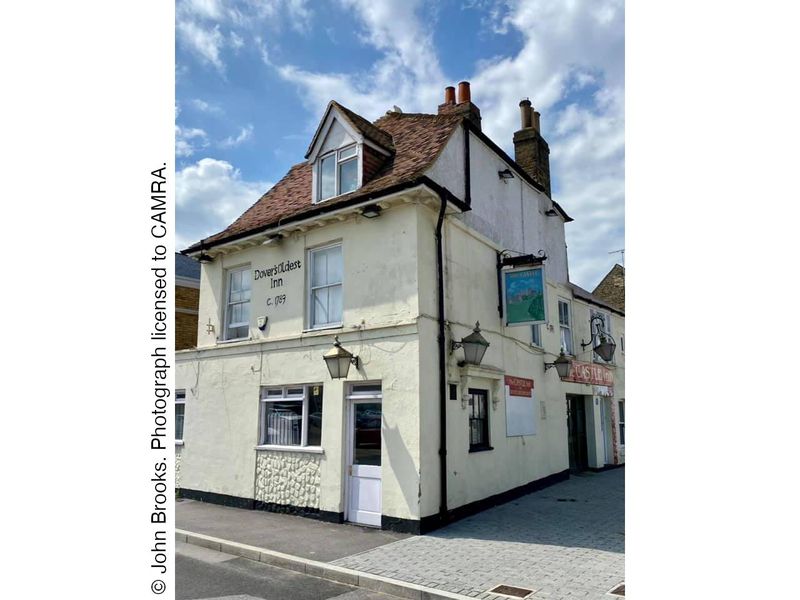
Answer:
501 265 547 326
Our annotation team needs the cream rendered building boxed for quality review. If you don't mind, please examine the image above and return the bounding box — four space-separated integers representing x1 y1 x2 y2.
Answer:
177 82 625 533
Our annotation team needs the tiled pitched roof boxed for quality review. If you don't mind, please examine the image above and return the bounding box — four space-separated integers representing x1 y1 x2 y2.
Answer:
591 264 625 312
188 109 464 251
568 281 625 316
175 252 200 279
333 102 395 153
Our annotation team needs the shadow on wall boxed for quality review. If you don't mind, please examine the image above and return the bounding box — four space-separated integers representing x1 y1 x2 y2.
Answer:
383 422 421 519
427 469 625 554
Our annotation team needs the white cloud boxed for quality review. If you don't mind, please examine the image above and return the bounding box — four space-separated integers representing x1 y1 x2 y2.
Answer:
176 0 315 74
176 19 226 73
176 158 271 249
220 124 254 148
176 125 209 157
190 98 224 114
275 0 446 122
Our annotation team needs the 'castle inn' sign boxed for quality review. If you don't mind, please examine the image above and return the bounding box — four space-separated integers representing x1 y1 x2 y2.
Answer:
564 360 614 387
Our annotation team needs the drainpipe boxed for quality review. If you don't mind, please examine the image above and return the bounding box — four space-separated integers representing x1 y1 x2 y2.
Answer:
435 191 448 523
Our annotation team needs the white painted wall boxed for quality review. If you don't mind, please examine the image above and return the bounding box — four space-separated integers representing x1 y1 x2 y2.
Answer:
178 184 624 526
179 203 427 520
196 205 421 348
425 129 570 284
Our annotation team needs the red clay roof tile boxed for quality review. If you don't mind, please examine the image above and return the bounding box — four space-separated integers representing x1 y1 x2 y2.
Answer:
188 108 464 251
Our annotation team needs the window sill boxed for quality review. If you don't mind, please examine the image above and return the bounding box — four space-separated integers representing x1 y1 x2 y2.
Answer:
303 324 343 333
176 440 184 447
254 445 324 454
218 336 250 345
469 446 494 453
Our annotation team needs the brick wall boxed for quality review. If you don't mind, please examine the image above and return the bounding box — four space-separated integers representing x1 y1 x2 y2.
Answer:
176 283 199 350
513 128 551 196
176 285 199 310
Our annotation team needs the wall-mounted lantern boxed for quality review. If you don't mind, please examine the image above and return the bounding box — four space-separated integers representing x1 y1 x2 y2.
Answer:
581 315 617 362
451 321 490 366
545 350 571 379
323 336 360 379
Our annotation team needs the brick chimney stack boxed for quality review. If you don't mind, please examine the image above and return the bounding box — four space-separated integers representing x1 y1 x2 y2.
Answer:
438 81 481 130
513 99 551 196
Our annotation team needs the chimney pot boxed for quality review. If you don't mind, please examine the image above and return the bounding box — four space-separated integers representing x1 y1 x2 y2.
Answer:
519 98 532 129
444 86 456 105
457 81 471 104
532 110 541 132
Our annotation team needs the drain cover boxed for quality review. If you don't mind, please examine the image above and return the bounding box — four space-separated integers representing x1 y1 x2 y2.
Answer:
488 584 534 598
609 583 625 596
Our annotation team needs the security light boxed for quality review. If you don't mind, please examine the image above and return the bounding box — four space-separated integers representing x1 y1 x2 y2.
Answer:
361 204 382 218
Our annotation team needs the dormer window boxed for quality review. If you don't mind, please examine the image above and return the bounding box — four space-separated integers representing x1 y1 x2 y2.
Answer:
306 101 393 204
319 144 359 201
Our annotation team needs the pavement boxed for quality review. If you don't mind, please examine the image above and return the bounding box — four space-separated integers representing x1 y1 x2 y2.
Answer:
177 498 408 562
177 468 624 600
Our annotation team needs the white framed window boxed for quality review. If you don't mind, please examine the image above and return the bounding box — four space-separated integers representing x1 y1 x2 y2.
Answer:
224 265 251 340
531 324 542 347
591 309 612 363
176 389 186 442
618 399 625 446
318 144 359 201
259 384 324 447
309 243 343 329
558 299 573 355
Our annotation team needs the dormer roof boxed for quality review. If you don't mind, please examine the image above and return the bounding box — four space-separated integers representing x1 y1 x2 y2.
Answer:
304 101 394 161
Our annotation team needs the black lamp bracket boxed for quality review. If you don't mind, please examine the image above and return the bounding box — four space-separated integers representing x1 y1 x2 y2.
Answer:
580 315 616 350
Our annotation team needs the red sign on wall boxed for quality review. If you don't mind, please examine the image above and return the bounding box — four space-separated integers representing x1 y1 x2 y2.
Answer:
504 375 534 397
563 360 614 387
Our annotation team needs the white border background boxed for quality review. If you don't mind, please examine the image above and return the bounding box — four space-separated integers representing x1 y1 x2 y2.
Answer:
2 2 800 599
2 2 174 598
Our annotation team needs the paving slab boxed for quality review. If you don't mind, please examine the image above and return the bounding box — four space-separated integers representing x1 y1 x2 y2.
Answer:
332 469 625 600
176 498 409 562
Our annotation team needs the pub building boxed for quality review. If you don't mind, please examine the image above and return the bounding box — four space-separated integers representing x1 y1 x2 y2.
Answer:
176 82 625 533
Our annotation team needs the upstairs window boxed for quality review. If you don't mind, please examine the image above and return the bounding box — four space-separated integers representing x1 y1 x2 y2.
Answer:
531 324 542 347
224 266 251 340
309 244 343 328
318 144 358 201
176 389 186 442
558 299 573 355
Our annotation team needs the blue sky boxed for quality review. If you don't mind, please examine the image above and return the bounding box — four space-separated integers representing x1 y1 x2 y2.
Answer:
176 0 624 289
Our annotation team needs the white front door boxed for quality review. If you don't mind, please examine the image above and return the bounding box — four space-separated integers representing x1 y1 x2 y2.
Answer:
346 384 382 527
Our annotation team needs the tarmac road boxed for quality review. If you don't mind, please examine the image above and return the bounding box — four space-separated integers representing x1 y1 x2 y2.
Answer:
176 542 398 600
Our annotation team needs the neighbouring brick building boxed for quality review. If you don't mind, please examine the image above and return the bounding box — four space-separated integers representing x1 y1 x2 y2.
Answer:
592 264 625 312
176 252 200 350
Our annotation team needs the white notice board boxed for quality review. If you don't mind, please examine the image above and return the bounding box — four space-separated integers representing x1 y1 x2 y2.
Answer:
505 375 536 437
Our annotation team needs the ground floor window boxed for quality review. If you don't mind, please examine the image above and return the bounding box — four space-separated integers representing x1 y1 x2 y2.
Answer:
618 399 625 446
259 384 324 447
468 388 490 451
176 389 186 441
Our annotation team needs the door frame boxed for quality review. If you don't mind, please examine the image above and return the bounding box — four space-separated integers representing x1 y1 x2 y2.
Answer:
344 382 383 526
